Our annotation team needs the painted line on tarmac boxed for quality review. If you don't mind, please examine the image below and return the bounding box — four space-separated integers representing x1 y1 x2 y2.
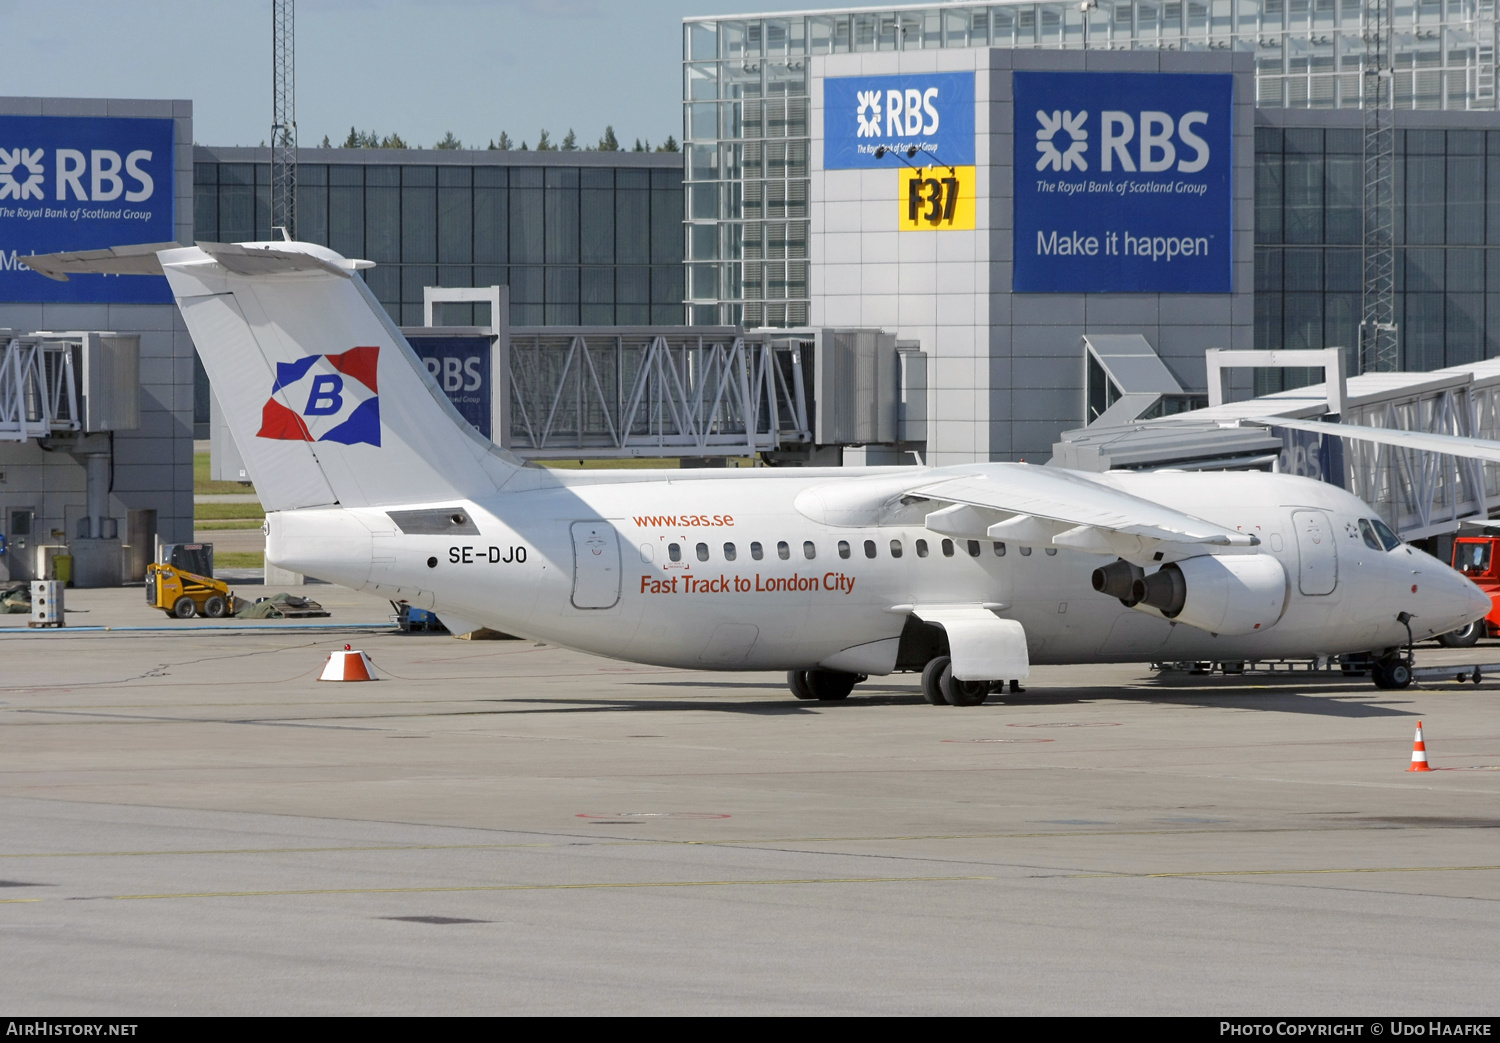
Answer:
80 874 994 901
0 898 43 904
1068 864 1500 879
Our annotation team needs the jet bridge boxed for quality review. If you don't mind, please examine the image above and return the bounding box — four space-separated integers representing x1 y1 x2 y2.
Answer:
397 287 926 463
0 330 141 586
1053 346 1500 541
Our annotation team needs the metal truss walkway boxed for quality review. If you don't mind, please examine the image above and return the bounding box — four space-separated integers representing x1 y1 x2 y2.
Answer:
503 327 812 459
0 333 79 442
1054 349 1500 540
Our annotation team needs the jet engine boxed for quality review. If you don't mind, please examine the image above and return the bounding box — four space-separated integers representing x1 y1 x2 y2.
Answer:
1129 554 1290 636
1091 558 1145 606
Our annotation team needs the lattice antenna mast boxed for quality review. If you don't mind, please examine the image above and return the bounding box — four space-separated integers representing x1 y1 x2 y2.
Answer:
1361 0 1397 375
271 0 297 240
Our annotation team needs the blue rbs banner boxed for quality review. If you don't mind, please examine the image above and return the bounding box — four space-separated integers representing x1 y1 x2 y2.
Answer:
824 72 975 169
1013 72 1233 294
407 336 492 438
0 115 176 303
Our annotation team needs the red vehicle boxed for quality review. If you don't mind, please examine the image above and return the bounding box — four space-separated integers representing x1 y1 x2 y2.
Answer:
1442 536 1500 646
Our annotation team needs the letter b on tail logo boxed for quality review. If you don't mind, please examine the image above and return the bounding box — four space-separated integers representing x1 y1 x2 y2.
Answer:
258 346 381 446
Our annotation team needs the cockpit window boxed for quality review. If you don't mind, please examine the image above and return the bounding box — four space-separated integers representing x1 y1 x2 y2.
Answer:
1369 517 1402 551
1358 519 1382 551
1457 541 1492 574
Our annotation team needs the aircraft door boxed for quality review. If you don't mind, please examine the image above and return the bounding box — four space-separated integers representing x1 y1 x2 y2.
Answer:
1292 509 1337 596
570 521 620 609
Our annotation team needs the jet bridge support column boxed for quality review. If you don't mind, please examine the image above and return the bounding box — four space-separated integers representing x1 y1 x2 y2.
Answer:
67 434 122 588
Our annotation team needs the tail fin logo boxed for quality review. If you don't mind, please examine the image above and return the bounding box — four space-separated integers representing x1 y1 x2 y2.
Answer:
257 346 381 447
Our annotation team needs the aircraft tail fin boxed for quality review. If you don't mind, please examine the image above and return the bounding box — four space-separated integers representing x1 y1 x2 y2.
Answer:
157 242 519 510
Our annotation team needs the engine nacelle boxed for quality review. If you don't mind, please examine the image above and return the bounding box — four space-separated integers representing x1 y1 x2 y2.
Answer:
1091 558 1145 606
1130 554 1289 636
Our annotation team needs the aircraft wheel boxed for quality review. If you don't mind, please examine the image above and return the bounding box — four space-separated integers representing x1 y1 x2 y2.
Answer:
202 596 228 619
921 657 950 705
787 670 816 700
1438 621 1483 648
1372 658 1413 690
171 596 197 619
805 669 859 701
940 662 989 707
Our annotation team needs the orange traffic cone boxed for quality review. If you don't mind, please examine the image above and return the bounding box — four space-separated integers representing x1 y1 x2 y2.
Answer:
1407 720 1432 772
319 644 376 682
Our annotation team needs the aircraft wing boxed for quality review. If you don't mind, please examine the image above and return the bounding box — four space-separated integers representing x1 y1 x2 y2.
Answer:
1246 415 1500 464
905 465 1257 564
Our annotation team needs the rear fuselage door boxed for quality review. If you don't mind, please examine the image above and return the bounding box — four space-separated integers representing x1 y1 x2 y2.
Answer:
570 521 620 609
1292 509 1337 596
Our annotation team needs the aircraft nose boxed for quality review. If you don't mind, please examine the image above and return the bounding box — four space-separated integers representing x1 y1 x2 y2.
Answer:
1461 575 1492 623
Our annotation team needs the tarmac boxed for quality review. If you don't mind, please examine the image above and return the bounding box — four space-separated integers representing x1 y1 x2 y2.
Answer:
2 586 1498 1015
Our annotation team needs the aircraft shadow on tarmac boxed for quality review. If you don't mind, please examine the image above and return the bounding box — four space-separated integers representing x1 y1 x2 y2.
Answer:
474 675 1421 717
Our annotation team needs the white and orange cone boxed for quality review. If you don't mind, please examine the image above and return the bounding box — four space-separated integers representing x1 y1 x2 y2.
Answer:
1407 720 1432 772
320 644 376 682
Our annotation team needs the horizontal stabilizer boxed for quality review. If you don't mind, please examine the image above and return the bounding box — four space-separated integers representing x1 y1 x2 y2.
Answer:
19 242 180 281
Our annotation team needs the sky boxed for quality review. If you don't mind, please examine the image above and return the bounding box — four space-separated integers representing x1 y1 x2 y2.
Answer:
0 0 873 150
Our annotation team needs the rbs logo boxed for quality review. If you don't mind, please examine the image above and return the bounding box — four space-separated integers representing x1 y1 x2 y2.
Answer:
1034 110 1210 174
0 147 156 202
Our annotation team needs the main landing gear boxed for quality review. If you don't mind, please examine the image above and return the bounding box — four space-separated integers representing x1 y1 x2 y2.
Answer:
918 656 1023 707
787 669 865 701
1371 655 1413 690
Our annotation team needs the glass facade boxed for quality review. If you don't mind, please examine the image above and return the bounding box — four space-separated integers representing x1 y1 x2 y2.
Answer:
1255 124 1500 384
685 1 1499 327
193 151 685 328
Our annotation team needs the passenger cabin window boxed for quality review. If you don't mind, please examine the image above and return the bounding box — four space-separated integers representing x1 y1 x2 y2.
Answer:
777 541 790 560
803 540 816 560
915 539 929 558
1045 547 1057 556
1370 517 1402 551
1358 519 1383 551
890 539 904 558
723 542 737 561
838 540 851 559
993 542 1006 556
1020 546 1033 556
941 539 955 557
696 542 709 561
864 540 877 559
751 541 764 561
967 540 981 557
668 543 682 562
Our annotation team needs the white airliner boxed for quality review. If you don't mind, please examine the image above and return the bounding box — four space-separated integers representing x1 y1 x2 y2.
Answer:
24 240 1492 701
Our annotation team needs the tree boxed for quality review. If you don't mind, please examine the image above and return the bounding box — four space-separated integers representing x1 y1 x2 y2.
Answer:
633 138 647 152
319 134 331 148
561 129 578 151
657 135 679 153
342 126 361 148
489 131 513 151
380 132 409 149
435 131 462 150
519 141 529 151
597 126 620 152
535 129 555 151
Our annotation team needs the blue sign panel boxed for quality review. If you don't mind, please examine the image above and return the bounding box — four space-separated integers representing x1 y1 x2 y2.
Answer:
824 72 975 169
408 336 492 438
0 115 176 303
1013 72 1233 293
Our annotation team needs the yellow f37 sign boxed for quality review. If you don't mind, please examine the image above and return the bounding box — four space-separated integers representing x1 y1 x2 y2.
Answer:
899 165 976 231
